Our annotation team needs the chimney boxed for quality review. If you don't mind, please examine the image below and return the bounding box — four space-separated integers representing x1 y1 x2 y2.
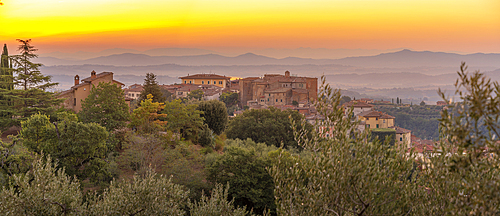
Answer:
285 71 290 77
91 70 97 79
74 75 79 86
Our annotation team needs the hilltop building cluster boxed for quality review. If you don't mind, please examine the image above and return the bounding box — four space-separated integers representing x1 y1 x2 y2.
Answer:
58 70 430 153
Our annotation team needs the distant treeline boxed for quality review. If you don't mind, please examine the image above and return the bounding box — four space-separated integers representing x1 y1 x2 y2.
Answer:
376 105 441 140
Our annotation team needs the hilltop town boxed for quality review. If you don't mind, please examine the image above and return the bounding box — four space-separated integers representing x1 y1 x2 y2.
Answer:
56 69 436 154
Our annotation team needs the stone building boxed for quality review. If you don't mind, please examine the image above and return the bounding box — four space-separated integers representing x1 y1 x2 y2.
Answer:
343 101 374 116
179 74 231 88
57 71 130 112
124 84 143 100
390 126 412 148
357 110 395 129
239 71 317 107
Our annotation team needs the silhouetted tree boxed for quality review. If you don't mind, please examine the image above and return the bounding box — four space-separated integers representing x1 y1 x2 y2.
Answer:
0 39 61 129
197 100 228 135
138 73 165 103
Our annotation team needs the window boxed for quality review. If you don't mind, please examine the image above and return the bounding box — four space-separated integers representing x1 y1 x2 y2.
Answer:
280 99 282 102
84 88 86 91
219 81 223 84
269 94 271 96
376 124 379 128
207 81 210 84
400 137 403 141
261 100 264 102
184 81 187 84
202 81 204 84
189 81 192 84
376 117 378 120
276 99 278 102
132 94 134 97
73 98 76 106
383 119 386 123
267 98 269 101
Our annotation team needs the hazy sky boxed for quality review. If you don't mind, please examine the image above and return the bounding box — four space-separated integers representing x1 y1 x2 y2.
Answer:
1 0 499 54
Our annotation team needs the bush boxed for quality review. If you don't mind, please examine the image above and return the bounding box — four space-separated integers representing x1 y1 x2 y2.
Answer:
206 141 276 214
188 184 252 216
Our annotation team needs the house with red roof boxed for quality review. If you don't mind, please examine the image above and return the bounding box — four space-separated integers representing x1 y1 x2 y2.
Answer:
57 70 130 112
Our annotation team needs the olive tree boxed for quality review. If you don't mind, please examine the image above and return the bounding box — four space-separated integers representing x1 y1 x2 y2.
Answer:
415 63 500 214
269 77 419 215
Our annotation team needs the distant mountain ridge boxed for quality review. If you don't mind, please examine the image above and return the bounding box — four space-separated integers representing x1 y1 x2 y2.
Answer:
37 50 500 69
334 49 500 68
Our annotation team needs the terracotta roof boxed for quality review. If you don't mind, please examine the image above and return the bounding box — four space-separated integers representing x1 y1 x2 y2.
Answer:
128 84 142 89
81 72 113 82
343 101 374 108
180 74 230 79
390 126 411 134
240 77 260 81
203 88 222 96
176 84 202 92
57 89 73 96
71 82 90 89
358 110 395 119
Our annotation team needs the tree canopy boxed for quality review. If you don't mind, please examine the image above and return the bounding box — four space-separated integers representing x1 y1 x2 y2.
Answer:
0 39 62 129
188 89 204 101
219 92 239 107
20 113 110 183
162 99 204 141
206 139 276 214
196 100 228 135
79 81 130 131
226 107 312 149
138 73 165 103
129 94 168 134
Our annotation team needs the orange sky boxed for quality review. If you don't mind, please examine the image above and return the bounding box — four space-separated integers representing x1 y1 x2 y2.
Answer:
0 0 499 53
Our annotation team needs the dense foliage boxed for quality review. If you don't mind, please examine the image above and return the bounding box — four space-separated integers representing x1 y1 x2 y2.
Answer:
20 113 111 183
206 139 277 214
197 100 228 135
219 92 239 107
270 77 418 215
0 40 62 129
129 94 167 134
226 107 312 149
188 89 204 101
79 81 130 131
138 73 165 103
162 99 204 141
370 128 396 146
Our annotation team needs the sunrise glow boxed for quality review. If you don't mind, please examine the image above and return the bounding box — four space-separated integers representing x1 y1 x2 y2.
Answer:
1 0 499 53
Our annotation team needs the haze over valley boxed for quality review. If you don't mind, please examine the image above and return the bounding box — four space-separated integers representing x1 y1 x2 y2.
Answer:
41 49 500 103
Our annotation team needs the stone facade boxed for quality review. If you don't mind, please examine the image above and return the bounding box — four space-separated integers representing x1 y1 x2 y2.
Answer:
239 71 317 107
57 71 130 112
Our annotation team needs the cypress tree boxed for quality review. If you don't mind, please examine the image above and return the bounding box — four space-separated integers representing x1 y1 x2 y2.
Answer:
0 39 63 129
0 43 16 129
0 43 13 90
138 73 165 103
